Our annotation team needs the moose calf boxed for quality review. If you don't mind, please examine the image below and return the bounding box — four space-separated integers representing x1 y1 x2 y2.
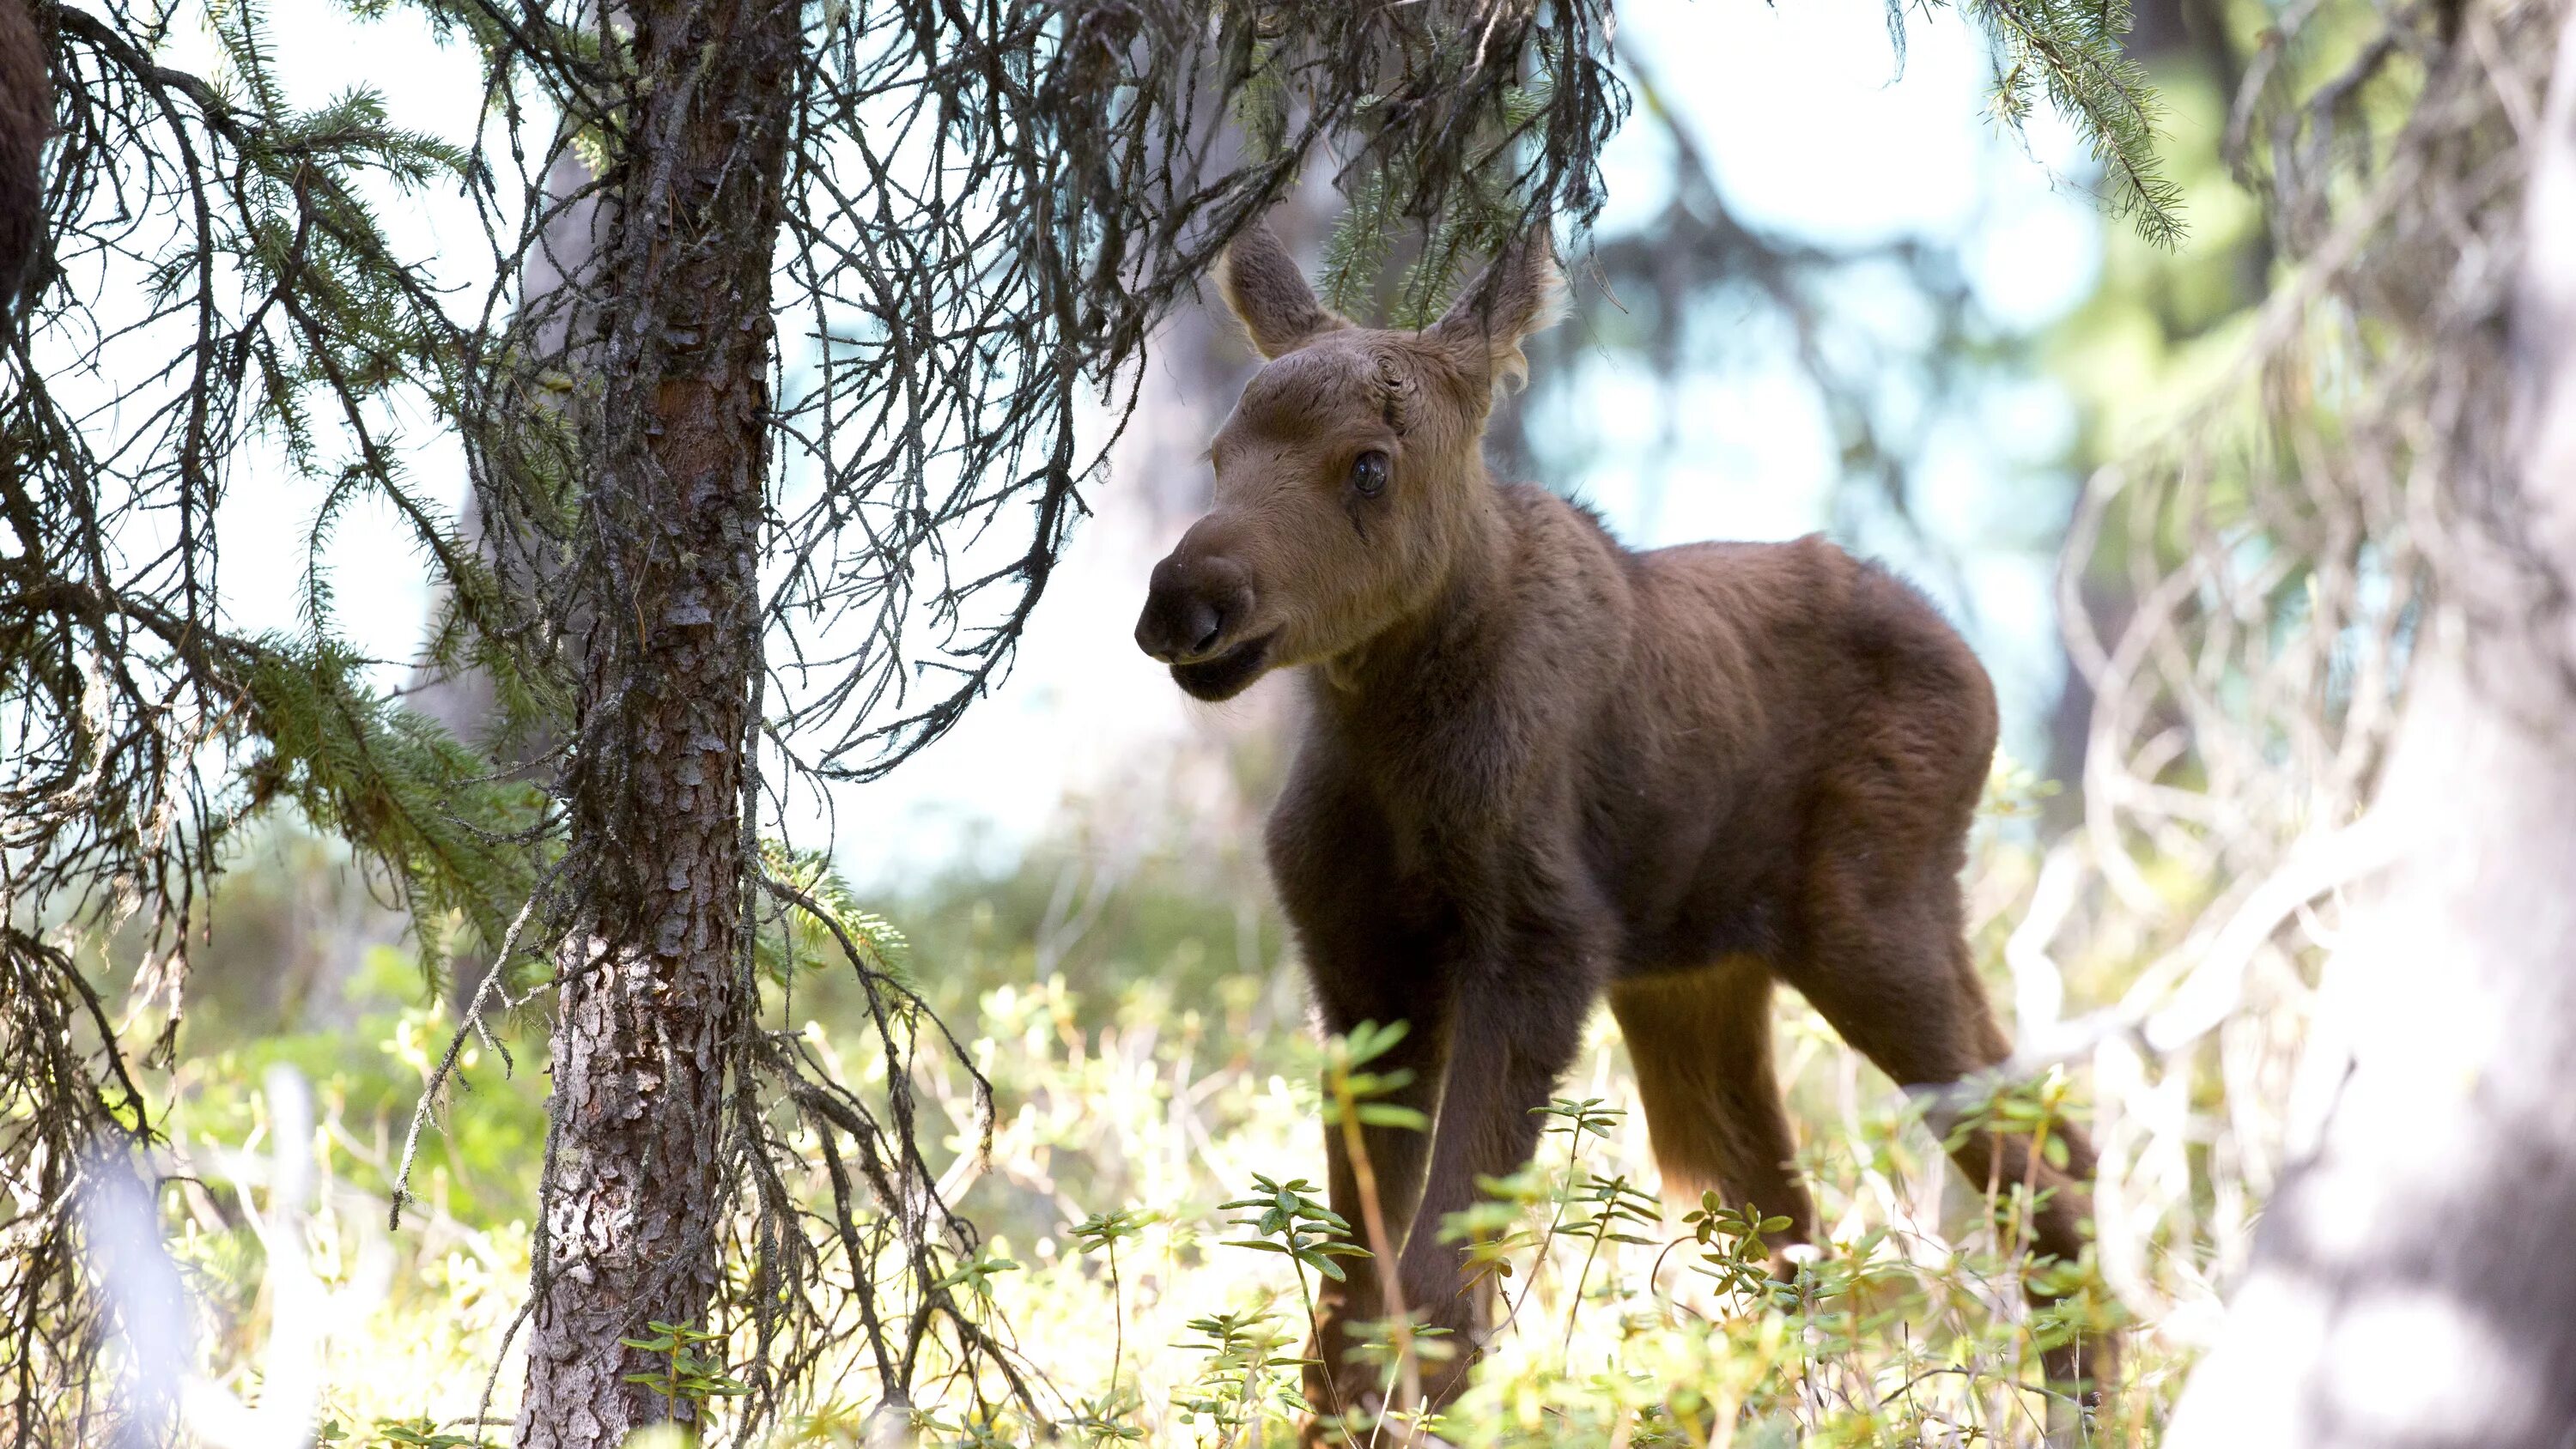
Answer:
1134 221 2105 1419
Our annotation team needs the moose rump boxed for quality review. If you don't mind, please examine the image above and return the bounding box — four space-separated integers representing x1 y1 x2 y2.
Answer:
1136 219 2108 1421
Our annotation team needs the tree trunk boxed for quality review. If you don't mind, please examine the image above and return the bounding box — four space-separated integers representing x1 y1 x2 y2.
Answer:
511 0 796 1439
2163 12 2576 1444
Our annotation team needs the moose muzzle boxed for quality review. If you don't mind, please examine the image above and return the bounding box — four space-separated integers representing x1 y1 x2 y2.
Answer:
1134 535 1272 700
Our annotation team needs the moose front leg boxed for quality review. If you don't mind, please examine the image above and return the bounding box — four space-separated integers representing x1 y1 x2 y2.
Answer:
1299 950 1449 1430
1309 1004 1445 1407
1391 962 1597 1407
1321 1016 1447 1273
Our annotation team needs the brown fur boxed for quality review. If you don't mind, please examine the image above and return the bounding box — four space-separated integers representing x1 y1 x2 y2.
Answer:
1137 222 2107 1416
0 0 46 324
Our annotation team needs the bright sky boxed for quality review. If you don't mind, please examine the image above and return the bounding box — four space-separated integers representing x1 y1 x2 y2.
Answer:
191 0 2105 888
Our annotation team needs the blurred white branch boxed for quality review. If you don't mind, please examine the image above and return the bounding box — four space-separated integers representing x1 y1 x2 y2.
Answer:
1998 807 2402 1079
82 1065 391 1449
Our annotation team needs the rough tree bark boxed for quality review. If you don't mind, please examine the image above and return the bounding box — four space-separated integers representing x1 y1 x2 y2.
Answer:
2164 10 2576 1444
510 0 796 1439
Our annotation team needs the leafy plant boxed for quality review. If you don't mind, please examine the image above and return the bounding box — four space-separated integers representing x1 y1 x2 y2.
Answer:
368 1416 485 1448
1683 1197 1801 1313
1071 1208 1157 1395
931 1243 1024 1306
1440 1164 1551 1302
617 1320 751 1428
1171 1308 1309 1446
1221 1176 1369 1291
1558 1173 1663 1355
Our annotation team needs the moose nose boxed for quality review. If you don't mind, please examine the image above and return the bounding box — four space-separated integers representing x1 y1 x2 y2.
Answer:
1135 552 1251 664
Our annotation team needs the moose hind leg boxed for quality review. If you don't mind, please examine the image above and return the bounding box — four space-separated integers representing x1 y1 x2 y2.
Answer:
1607 958 1815 1245
1784 870 2112 1401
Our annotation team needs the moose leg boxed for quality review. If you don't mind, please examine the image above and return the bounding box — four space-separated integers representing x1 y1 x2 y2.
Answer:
1394 966 1595 1407
1305 968 1449 1424
1607 959 1817 1245
1783 873 2111 1404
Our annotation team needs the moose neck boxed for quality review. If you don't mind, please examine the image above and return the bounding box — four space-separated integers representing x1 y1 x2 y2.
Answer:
1311 467 1519 712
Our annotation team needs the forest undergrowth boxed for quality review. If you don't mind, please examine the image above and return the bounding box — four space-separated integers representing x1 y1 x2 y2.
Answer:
116 760 2224 1448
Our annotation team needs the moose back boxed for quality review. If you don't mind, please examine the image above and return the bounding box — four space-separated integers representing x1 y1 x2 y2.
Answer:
1133 221 2105 1414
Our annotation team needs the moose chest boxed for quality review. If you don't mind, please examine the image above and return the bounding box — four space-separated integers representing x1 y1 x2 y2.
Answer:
1267 693 1616 972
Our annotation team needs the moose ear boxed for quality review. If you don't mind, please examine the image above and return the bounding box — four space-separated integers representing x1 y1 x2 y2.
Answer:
1426 227 1566 393
1219 221 1348 360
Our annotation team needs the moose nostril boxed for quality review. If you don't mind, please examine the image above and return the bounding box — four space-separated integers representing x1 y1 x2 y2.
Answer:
1188 602 1226 657
1136 574 1229 664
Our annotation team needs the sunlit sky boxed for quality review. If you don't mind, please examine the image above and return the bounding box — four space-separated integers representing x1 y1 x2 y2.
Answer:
195 0 2105 888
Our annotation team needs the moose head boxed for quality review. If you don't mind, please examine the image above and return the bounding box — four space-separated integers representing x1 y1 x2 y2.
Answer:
1133 221 1565 700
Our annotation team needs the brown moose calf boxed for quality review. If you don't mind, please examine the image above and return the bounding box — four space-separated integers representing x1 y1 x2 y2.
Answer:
1134 221 2105 1421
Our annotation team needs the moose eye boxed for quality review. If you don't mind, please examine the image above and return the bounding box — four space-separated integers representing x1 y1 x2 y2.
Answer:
1348 450 1390 498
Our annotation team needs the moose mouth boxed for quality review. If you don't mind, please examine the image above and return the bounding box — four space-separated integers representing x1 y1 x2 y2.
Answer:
1169 631 1275 701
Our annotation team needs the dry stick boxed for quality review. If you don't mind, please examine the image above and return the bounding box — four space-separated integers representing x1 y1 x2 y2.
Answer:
757 871 1048 1422
473 1298 539 1438
1332 1073 1425 1440
1986 1119 2061 1447
1560 1191 1612 1365
1280 1237 1358 1448
1980 803 2404 1096
1501 1107 1611 1349
1978 1122 2010 1443
2026 1092 2058 1275
390 883 547 1231
1106 1237 1123 1403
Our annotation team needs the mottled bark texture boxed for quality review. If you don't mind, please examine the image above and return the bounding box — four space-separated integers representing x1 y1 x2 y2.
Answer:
511 0 796 1439
0 0 46 324
2165 12 2576 1445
